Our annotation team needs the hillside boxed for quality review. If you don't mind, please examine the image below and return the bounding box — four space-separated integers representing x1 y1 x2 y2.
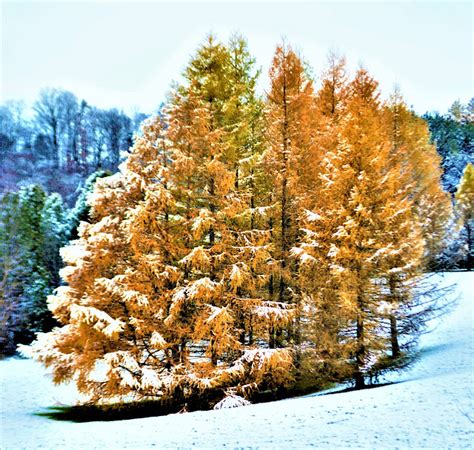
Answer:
1 272 472 448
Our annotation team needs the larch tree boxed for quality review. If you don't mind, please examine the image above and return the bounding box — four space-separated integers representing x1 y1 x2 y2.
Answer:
291 52 351 386
293 69 425 388
380 92 455 362
164 35 295 401
315 50 348 120
313 51 348 190
385 92 453 271
25 119 171 401
263 44 318 348
27 37 294 408
23 35 456 404
455 163 474 270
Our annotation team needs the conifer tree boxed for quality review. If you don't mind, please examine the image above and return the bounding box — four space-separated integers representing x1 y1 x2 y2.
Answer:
165 35 295 395
0 192 25 354
293 69 425 388
376 93 454 360
263 45 317 348
315 51 348 120
28 118 177 400
41 193 68 293
455 163 474 270
16 186 54 340
291 53 350 384
0 185 67 353
23 35 456 401
27 37 294 407
385 93 453 270
66 169 111 241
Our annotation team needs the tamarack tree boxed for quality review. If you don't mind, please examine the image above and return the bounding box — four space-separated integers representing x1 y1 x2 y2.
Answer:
262 45 318 349
384 92 453 270
455 163 474 270
25 36 454 404
292 68 432 388
27 37 294 407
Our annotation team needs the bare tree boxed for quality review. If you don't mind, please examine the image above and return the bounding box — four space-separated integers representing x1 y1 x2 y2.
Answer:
33 88 79 169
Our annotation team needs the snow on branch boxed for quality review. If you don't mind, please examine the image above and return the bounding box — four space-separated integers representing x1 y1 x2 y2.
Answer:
150 331 167 349
290 246 317 265
229 263 252 292
191 210 216 239
252 301 296 325
70 305 125 338
205 305 233 325
179 246 211 271
122 289 150 307
304 210 324 222
187 277 220 301
60 243 89 265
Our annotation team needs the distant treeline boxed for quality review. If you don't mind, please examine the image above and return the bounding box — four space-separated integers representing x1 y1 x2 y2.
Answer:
0 89 472 206
423 101 473 196
0 89 148 205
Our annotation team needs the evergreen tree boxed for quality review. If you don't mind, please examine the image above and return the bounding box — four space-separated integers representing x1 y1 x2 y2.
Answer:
0 185 67 353
67 169 111 240
423 99 474 195
41 194 68 287
0 192 25 354
15 186 51 342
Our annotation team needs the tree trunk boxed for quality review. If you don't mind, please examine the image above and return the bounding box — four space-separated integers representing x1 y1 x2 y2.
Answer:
52 119 59 169
279 67 290 306
269 325 275 349
268 216 274 300
390 315 400 358
355 314 365 389
248 319 254 345
467 221 472 271
389 275 400 358
237 288 246 344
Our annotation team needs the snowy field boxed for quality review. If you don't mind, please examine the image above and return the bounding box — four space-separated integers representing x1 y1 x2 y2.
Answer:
1 272 473 449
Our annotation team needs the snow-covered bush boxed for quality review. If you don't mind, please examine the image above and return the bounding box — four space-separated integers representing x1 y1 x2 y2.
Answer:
213 394 251 410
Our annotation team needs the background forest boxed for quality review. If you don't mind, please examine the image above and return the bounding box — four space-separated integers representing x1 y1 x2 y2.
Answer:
1 35 473 411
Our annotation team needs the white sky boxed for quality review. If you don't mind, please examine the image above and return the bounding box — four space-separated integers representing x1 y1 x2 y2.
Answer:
1 1 472 115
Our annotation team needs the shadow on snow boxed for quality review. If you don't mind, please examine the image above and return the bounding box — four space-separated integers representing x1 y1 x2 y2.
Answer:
34 400 182 423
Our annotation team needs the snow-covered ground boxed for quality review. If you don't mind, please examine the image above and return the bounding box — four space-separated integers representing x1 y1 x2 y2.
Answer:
1 272 473 449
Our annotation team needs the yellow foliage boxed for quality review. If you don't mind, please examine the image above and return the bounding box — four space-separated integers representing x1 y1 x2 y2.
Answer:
27 36 444 406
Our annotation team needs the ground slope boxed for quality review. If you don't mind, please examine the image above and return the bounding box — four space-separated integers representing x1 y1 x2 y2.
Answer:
1 272 472 448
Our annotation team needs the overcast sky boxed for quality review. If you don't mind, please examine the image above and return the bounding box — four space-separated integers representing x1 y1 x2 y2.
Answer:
1 1 472 115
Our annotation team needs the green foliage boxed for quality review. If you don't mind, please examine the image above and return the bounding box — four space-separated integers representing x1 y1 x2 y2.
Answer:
424 99 474 195
67 169 111 240
0 185 68 353
0 192 24 354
